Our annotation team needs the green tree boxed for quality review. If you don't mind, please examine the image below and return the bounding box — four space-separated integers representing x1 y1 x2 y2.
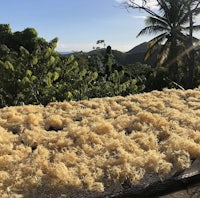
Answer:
183 0 200 87
104 46 114 78
126 0 200 88
96 39 106 48
0 24 146 106
0 24 12 45
0 25 62 106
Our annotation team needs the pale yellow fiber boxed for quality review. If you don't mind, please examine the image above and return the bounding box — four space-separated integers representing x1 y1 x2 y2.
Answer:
0 87 199 197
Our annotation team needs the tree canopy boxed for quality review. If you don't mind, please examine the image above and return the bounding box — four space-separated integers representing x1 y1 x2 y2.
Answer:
0 24 145 107
126 0 200 88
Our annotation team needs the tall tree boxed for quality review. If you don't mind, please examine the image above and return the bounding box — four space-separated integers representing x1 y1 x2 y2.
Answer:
126 0 200 87
183 0 200 87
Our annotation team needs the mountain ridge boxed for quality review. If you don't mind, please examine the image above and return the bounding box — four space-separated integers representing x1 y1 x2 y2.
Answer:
59 42 156 66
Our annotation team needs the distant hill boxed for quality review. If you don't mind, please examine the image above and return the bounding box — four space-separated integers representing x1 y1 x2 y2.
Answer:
60 42 156 66
127 42 148 54
58 51 73 55
109 42 156 66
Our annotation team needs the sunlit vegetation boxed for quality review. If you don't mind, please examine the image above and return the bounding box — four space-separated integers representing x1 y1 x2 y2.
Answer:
0 24 146 107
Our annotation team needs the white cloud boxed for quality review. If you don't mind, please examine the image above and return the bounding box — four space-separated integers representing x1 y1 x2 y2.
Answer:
132 15 147 19
56 42 94 52
115 0 158 10
194 14 200 22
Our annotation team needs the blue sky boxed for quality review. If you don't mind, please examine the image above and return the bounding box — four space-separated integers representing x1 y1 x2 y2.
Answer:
0 0 199 52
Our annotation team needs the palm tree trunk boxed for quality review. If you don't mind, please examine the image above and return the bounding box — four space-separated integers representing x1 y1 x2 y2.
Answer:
187 4 195 88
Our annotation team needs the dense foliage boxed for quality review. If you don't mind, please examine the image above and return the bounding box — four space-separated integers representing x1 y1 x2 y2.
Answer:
127 0 200 89
0 18 199 107
0 24 145 107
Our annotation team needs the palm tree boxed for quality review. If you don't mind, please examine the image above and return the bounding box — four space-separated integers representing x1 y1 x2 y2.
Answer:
130 0 200 86
183 0 200 87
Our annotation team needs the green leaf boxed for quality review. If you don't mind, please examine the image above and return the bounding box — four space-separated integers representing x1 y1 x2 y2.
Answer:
65 61 78 73
50 37 58 49
80 69 87 77
49 56 56 64
22 77 30 84
53 71 59 81
74 61 78 67
5 61 14 71
44 48 52 58
91 72 98 81
26 70 32 77
47 78 52 87
20 46 30 56
47 72 53 78
55 67 61 73
31 75 37 81
66 55 75 65
32 57 38 65
46 75 52 87
67 91 73 100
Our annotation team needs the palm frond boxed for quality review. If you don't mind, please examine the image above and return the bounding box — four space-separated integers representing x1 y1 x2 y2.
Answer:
144 33 167 61
156 41 171 65
148 32 168 46
136 0 200 69
177 4 190 25
158 0 185 25
179 5 200 24
176 32 190 43
157 0 170 15
192 25 200 31
145 16 169 27
178 15 190 26
184 24 200 31
138 2 167 23
137 25 169 37
193 7 200 16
